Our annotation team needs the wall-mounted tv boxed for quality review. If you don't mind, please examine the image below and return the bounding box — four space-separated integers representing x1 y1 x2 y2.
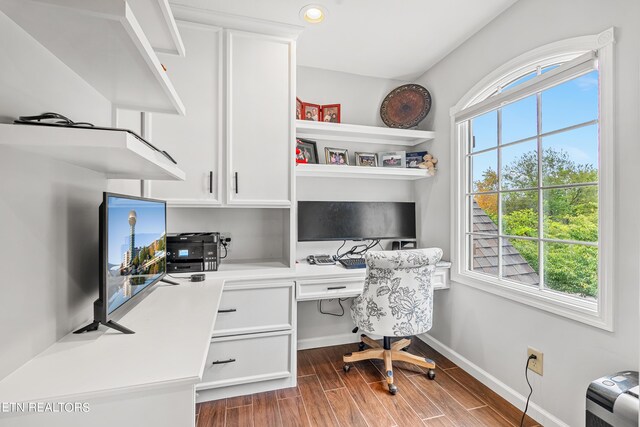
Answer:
74 193 168 334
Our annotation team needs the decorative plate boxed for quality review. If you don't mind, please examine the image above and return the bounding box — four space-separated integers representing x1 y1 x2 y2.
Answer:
380 84 432 129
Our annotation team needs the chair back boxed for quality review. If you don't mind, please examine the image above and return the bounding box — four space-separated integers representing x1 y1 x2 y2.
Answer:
350 248 443 336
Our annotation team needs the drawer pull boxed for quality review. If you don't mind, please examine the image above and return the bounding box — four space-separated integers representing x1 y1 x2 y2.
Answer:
218 308 237 313
211 358 236 365
327 286 347 290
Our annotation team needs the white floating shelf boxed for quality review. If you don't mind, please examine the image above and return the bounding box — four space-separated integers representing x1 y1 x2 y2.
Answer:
0 0 185 115
296 120 435 146
128 0 185 56
0 124 186 181
296 163 432 180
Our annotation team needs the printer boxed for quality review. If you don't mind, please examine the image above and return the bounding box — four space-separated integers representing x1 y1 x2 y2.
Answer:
166 232 221 273
586 370 638 427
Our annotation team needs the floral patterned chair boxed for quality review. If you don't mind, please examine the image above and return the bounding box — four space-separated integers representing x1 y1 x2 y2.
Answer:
343 248 443 395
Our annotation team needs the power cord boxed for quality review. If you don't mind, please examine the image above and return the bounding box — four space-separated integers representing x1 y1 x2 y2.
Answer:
520 354 537 427
220 237 230 259
317 298 349 316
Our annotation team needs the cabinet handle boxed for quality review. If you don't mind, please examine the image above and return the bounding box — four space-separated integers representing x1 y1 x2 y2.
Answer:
211 358 236 365
234 172 239 194
327 286 347 290
217 308 237 313
209 171 213 194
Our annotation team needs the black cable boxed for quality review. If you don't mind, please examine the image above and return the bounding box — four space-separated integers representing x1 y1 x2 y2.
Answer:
220 241 228 259
317 298 349 317
520 355 537 427
335 240 347 259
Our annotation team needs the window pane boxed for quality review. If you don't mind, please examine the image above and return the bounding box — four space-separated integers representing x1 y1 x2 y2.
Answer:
502 191 538 237
541 70 599 133
541 64 560 74
471 235 498 277
501 140 538 190
471 150 497 192
502 71 536 92
543 186 598 242
472 195 498 234
543 242 598 298
471 110 497 152
542 124 598 186
502 95 537 143
502 237 539 286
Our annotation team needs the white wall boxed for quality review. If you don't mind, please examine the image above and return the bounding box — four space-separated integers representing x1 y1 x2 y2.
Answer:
0 12 111 380
414 1 639 425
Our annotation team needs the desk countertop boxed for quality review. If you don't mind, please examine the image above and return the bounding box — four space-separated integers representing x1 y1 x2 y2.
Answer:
0 279 224 403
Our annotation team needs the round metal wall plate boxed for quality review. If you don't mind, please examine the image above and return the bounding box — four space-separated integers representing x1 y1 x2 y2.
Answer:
380 84 432 129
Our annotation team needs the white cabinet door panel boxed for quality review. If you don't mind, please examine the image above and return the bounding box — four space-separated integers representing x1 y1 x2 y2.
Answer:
226 31 293 206
149 23 222 205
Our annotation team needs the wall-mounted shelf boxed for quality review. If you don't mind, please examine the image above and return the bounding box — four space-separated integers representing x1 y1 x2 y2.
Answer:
128 0 185 56
295 120 435 146
296 163 432 180
0 124 186 180
0 0 185 115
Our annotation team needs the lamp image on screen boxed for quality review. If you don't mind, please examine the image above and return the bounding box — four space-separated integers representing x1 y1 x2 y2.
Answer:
107 196 166 315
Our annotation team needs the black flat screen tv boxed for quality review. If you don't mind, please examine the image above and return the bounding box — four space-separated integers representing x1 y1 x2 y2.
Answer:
298 201 416 241
75 193 167 334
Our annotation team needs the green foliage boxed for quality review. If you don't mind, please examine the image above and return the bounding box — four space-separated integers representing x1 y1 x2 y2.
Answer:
474 147 599 298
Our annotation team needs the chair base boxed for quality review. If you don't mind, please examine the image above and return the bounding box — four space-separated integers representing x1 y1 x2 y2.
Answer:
343 336 436 394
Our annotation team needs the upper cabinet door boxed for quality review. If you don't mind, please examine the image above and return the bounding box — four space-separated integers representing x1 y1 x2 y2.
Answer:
149 23 222 206
226 31 294 206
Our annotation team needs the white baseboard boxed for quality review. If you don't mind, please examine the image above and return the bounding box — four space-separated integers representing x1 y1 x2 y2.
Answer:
418 333 569 427
297 333 360 350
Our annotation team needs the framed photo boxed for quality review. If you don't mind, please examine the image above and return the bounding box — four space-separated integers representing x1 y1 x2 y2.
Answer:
355 152 378 167
378 151 406 168
325 147 349 165
302 103 321 121
406 151 428 168
321 104 341 123
296 97 303 120
296 138 319 164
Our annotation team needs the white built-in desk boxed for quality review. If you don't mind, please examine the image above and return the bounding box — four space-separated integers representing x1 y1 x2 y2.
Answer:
0 279 225 427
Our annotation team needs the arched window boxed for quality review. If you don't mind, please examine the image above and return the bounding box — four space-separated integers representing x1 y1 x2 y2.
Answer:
450 28 615 330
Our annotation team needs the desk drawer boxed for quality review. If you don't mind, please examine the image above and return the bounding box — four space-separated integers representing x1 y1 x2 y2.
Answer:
214 282 293 336
296 277 364 301
200 331 292 388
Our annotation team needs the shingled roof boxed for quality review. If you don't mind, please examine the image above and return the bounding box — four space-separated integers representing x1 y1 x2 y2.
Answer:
472 201 540 285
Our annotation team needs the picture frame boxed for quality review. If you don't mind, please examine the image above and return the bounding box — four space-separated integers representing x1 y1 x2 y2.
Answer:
296 97 303 120
325 147 349 165
378 151 406 168
321 104 341 123
302 103 321 121
355 152 378 167
406 151 428 168
296 138 319 164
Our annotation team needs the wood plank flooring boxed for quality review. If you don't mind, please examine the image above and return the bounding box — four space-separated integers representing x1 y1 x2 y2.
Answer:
197 341 540 427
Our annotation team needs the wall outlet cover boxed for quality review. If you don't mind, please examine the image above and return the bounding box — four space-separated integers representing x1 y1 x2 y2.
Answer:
527 347 543 375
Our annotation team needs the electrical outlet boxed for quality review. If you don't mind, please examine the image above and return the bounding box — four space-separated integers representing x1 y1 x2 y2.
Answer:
220 232 231 254
527 347 543 375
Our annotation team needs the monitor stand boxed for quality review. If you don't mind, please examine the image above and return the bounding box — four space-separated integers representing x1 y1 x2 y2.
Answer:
73 320 134 335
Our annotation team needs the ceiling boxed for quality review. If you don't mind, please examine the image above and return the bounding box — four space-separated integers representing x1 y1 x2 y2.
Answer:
170 0 519 81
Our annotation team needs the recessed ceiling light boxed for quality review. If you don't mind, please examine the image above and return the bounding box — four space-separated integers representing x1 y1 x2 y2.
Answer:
300 4 327 24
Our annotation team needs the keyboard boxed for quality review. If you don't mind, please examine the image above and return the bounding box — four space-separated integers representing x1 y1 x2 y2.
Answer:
337 258 367 269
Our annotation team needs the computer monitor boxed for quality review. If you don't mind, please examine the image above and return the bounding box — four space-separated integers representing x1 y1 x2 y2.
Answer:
297 201 416 241
75 193 167 334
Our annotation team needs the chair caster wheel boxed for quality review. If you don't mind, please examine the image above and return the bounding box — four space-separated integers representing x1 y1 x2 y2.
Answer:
343 364 351 373
388 384 398 395
358 342 365 351
427 369 436 380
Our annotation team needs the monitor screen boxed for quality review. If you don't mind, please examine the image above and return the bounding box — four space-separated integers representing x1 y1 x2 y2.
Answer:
105 195 166 314
298 201 416 241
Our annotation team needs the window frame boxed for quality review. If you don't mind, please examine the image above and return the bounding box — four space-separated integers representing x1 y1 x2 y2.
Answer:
450 28 615 331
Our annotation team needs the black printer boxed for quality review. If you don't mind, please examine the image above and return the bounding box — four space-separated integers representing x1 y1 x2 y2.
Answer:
166 232 220 273
586 370 638 427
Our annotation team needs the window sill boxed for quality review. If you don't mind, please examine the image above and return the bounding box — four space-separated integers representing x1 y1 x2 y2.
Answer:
450 269 613 331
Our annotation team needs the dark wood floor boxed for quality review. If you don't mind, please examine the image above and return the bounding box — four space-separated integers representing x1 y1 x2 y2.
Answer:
196 340 540 427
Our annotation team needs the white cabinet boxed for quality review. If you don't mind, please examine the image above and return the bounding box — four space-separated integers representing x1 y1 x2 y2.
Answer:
149 22 222 205
226 30 294 207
